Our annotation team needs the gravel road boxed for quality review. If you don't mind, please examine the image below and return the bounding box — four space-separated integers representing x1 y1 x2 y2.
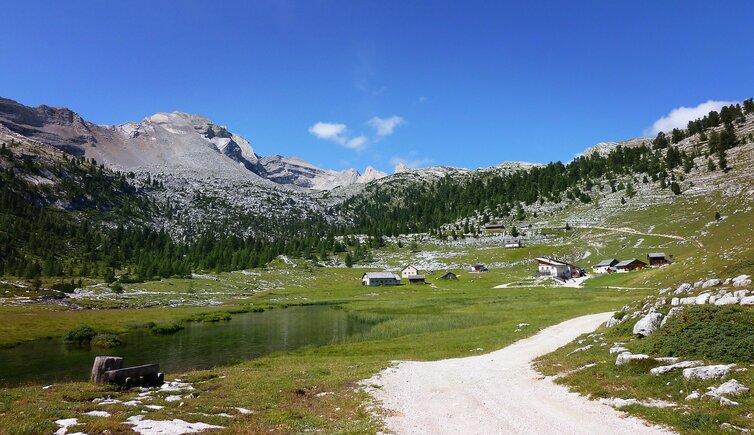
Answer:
366 312 673 434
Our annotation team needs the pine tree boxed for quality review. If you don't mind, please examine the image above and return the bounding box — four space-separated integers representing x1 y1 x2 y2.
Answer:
670 182 681 195
717 149 728 172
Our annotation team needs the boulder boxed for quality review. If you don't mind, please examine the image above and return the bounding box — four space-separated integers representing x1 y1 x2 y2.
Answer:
719 396 739 407
732 274 751 287
733 290 749 299
739 296 754 305
675 283 693 293
684 391 700 401
651 360 704 375
670 297 680 306
694 292 711 305
679 296 697 305
714 293 739 305
616 352 650 365
704 379 749 398
702 278 722 288
606 316 621 328
633 312 663 337
683 364 736 381
693 280 704 289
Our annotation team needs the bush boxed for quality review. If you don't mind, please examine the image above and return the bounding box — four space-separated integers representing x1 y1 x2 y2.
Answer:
91 334 121 348
63 325 97 343
151 323 184 335
51 282 77 293
111 282 124 294
638 306 754 362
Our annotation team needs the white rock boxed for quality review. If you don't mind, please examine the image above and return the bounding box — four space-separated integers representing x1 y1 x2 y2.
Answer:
679 296 697 305
609 346 629 354
633 312 663 337
675 283 693 293
719 396 739 406
683 364 736 381
599 397 639 407
704 379 749 398
651 360 704 375
54 418 79 435
165 395 182 402
740 296 754 305
733 290 749 299
125 415 224 434
714 293 740 305
685 391 700 401
702 278 721 288
671 297 680 306
732 274 751 287
616 352 650 365
606 316 621 327
84 411 111 418
695 292 711 305
567 345 592 355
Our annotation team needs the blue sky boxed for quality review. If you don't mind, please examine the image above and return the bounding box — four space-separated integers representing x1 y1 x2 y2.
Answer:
2 1 753 173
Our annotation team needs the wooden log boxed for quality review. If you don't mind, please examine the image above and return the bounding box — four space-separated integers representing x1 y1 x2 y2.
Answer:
91 356 124 384
104 363 162 387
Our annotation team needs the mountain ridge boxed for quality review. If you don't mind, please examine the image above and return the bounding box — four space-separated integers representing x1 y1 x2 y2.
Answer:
0 97 387 191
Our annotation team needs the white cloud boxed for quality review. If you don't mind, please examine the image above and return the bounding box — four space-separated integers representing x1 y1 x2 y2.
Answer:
308 122 368 151
643 100 738 136
345 135 368 150
308 122 347 141
389 155 432 173
368 116 405 136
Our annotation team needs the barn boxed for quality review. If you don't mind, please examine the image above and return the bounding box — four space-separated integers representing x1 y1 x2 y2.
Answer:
361 272 401 286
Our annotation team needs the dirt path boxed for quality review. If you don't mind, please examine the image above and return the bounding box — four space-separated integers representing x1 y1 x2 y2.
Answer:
366 312 673 434
577 225 703 248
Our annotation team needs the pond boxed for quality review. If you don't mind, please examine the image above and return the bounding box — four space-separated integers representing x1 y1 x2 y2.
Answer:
0 305 369 387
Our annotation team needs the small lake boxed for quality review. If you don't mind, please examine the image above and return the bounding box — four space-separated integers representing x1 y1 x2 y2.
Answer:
0 305 369 387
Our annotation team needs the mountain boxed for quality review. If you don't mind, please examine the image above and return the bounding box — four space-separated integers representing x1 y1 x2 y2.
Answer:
0 97 385 190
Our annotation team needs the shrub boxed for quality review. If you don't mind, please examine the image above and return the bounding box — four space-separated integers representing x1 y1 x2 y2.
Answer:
63 325 97 343
51 282 77 293
151 323 184 335
91 334 121 348
638 306 754 362
111 282 124 294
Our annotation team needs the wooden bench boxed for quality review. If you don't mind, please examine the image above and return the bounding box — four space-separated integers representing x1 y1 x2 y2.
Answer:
91 356 164 387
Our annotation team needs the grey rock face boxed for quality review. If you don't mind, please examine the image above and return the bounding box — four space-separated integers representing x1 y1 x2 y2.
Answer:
704 379 749 398
633 312 663 337
650 360 703 375
682 364 735 381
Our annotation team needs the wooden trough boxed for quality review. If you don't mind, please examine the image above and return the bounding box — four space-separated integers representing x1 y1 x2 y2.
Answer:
91 356 164 387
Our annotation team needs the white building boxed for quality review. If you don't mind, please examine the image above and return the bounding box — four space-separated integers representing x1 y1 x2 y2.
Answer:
592 259 619 274
401 265 419 279
535 257 573 279
362 272 401 286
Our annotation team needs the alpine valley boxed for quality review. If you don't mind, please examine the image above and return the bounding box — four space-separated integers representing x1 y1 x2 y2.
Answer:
1 96 754 435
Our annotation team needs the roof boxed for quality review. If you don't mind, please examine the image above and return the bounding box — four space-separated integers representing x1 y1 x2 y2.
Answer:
401 265 418 271
408 275 426 280
535 257 568 266
471 263 486 267
648 252 667 258
363 272 400 279
594 259 618 267
615 258 646 268
441 271 456 276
